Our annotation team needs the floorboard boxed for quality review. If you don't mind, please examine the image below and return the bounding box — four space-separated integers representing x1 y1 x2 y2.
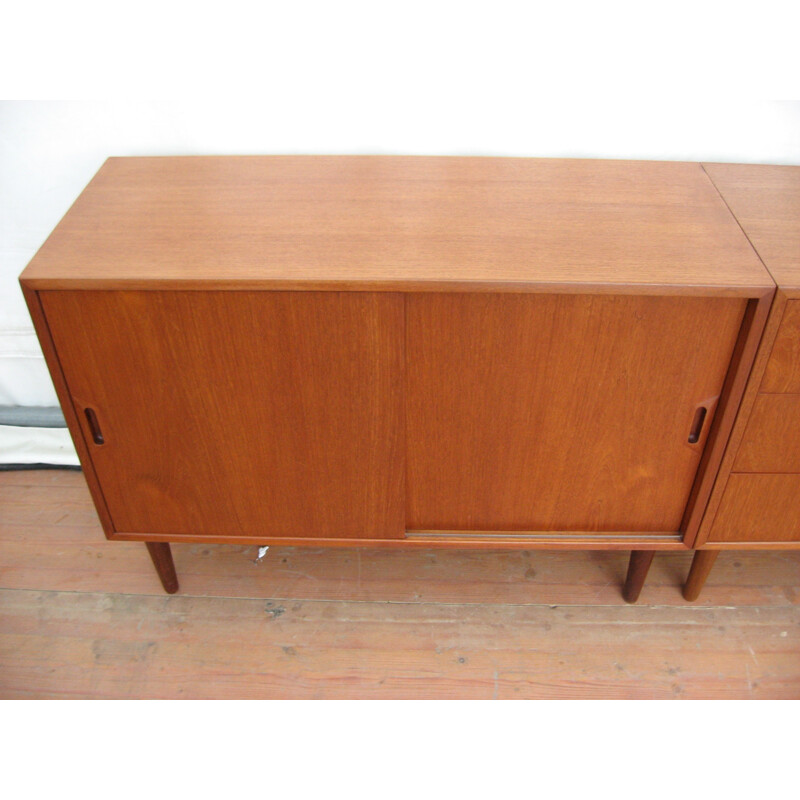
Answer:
0 470 798 698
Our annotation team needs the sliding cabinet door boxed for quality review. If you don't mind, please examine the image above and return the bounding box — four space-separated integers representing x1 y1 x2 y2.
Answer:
406 293 745 533
42 291 404 540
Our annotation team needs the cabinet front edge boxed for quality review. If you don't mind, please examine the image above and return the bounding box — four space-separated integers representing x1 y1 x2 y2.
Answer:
20 277 775 297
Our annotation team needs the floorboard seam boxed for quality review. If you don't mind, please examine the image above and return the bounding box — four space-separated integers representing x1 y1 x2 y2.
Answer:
0 585 785 612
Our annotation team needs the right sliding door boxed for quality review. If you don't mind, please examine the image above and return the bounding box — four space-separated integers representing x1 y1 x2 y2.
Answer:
406 293 746 533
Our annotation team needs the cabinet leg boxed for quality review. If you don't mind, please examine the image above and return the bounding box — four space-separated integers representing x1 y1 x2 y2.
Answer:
683 550 719 602
623 550 655 603
145 542 179 594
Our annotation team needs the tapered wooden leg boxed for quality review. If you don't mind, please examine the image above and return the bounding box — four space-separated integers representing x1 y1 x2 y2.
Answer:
623 550 655 603
145 542 179 594
683 550 719 601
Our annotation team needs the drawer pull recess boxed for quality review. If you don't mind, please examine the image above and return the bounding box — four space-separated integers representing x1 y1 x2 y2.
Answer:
84 407 105 445
688 406 708 444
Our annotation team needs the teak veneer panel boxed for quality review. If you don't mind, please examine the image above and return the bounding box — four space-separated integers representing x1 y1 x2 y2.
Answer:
703 163 800 291
693 164 800 551
692 289 791 548
709 474 800 544
733 393 800 473
761 300 800 392
21 156 771 294
406 293 746 532
39 290 405 540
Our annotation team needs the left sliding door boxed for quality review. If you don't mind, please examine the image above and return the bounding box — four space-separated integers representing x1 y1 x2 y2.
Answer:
40 291 405 541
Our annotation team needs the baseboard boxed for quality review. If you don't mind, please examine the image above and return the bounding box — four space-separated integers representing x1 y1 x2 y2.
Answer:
0 422 78 466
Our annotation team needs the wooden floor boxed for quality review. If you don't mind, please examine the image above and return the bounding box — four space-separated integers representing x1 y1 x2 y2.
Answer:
1 470 798 698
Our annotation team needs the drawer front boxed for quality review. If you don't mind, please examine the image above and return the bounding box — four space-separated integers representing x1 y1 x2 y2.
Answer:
733 394 800 472
761 300 800 392
709 473 800 543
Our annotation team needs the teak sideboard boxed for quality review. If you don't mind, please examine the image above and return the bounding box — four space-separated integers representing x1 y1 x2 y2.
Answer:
19 156 799 602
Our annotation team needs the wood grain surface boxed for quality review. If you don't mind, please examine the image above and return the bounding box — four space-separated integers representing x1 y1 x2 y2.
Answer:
710 474 800 543
690 167 800 548
733 393 800 472
3 589 799 699
679 291 774 546
406 293 745 532
1 470 799 699
21 285 116 536
20 156 771 294
761 300 800 392
693 291 790 548
703 163 800 290
3 470 798 605
40 291 405 540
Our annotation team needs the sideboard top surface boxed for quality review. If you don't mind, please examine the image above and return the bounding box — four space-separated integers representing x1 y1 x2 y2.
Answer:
20 156 773 294
703 163 800 292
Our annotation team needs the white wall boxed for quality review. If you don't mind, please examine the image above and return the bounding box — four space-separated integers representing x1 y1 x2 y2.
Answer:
2 99 800 407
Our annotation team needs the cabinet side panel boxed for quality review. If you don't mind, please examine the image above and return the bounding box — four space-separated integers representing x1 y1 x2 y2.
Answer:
39 291 405 540
407 293 746 533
